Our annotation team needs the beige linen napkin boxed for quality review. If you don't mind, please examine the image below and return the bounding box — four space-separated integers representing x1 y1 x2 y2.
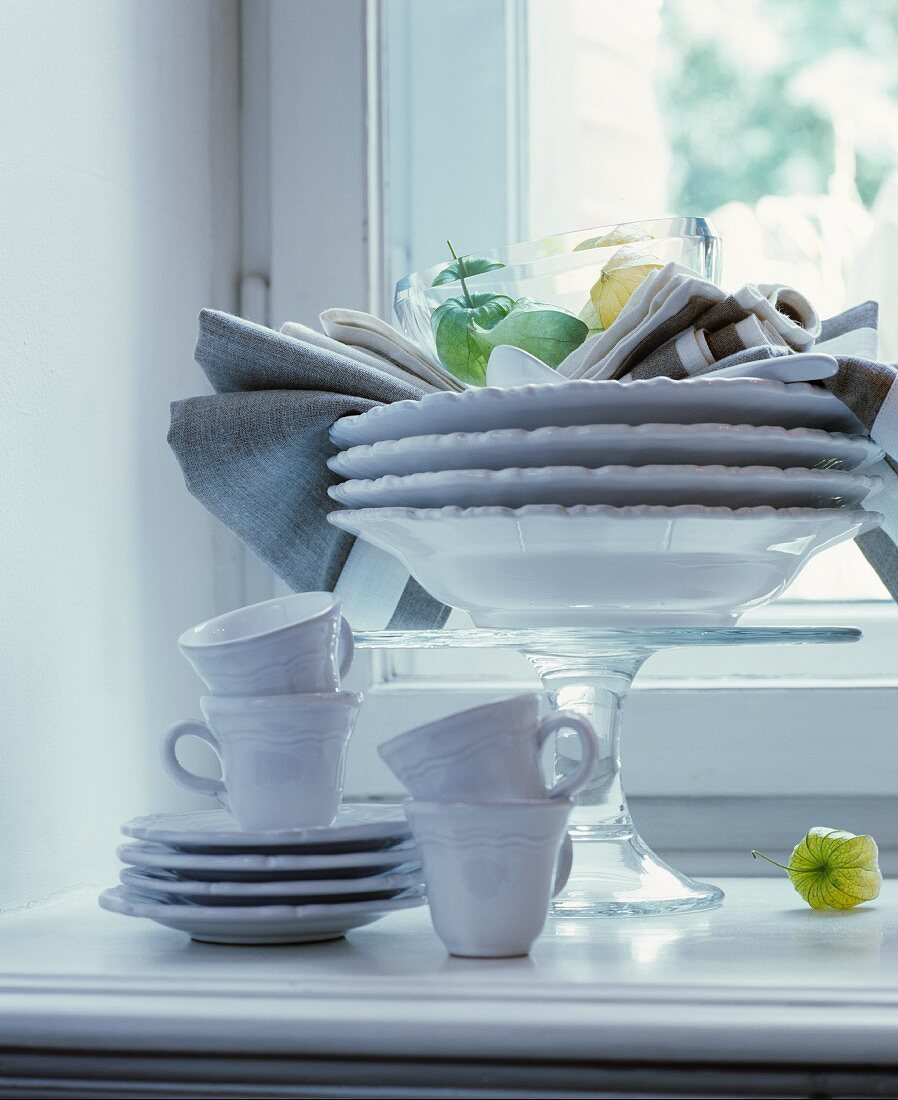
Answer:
320 308 463 392
280 320 443 395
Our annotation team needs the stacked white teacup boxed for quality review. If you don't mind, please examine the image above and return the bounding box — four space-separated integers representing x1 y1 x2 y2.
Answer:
166 592 359 831
378 693 600 958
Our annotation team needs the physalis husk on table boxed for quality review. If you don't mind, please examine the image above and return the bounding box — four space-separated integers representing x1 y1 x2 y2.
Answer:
752 827 882 910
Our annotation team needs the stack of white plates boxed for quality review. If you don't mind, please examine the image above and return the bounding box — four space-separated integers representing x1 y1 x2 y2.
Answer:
100 806 425 944
326 377 885 628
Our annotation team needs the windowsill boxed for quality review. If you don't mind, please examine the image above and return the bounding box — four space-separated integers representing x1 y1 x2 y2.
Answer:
2 880 898 1095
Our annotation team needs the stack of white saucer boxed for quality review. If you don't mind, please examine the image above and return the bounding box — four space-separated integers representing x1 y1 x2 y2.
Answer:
100 593 425 945
326 372 884 628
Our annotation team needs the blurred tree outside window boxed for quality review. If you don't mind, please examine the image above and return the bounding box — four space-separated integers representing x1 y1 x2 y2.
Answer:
525 0 898 600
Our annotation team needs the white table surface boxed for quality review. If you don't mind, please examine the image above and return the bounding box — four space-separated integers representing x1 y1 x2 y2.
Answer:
1 876 896 1075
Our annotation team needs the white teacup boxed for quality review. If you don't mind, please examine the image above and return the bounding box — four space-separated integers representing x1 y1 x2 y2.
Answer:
178 592 354 697
379 693 595 897
406 799 573 957
162 692 361 831
378 692 598 802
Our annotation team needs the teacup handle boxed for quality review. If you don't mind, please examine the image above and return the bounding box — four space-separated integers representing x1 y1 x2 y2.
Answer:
162 720 227 798
338 616 355 679
536 709 599 800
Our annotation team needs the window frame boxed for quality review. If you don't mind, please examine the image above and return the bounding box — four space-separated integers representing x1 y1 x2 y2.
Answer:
252 0 898 867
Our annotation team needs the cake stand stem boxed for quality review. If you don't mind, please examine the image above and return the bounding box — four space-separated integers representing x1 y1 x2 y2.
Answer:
524 645 724 918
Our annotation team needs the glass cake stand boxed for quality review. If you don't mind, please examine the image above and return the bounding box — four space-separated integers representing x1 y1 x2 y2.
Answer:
355 625 861 918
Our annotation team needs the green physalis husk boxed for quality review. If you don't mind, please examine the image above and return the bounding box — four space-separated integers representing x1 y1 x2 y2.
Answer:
470 297 588 369
430 241 587 383
752 827 882 910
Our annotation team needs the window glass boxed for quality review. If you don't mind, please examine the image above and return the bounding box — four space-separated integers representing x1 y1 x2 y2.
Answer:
385 0 895 601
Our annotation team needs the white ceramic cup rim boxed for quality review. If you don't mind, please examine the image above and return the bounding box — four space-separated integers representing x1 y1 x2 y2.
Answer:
200 691 361 715
178 592 342 650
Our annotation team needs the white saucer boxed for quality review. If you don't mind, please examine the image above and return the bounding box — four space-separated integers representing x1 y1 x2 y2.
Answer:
121 805 410 853
327 423 882 481
329 465 880 511
119 865 423 904
117 840 421 881
99 885 426 944
330 376 861 447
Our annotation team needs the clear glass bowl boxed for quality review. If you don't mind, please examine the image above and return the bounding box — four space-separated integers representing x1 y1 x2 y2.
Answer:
393 216 721 368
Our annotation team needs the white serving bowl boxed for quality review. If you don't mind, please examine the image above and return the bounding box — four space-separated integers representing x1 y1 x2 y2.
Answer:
328 504 881 628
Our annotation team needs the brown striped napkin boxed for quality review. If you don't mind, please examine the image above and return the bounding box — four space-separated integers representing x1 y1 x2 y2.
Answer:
629 317 790 381
558 263 821 381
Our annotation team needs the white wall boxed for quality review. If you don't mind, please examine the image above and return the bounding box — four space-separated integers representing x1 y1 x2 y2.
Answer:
0 0 239 907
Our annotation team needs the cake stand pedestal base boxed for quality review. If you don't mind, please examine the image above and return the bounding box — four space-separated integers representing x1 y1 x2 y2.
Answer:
524 643 724 917
355 625 860 918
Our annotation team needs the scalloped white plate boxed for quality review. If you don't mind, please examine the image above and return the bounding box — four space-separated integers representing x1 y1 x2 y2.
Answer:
121 805 410 853
118 840 420 881
119 865 424 905
327 423 882 481
99 885 425 944
328 465 881 511
328 504 882 628
329 377 861 448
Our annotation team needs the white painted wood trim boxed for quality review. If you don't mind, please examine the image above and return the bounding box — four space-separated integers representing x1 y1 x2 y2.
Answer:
3 886 898 1097
267 0 371 328
345 679 898 865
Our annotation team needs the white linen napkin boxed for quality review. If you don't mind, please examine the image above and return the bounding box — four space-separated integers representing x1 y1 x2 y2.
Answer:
280 320 443 395
320 308 464 392
558 264 708 380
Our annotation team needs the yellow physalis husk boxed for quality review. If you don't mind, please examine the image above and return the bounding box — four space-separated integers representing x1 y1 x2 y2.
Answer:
574 225 653 252
752 827 882 910
590 247 663 330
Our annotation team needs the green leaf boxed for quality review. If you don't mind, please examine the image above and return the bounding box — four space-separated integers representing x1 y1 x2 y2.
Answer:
431 292 514 385
751 827 882 910
470 297 588 369
432 255 506 287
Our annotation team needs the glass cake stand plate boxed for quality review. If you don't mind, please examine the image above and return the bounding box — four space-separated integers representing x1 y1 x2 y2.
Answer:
355 626 861 918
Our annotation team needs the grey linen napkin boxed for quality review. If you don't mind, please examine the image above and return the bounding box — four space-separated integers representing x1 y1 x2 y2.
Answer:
168 309 451 630
814 302 898 598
